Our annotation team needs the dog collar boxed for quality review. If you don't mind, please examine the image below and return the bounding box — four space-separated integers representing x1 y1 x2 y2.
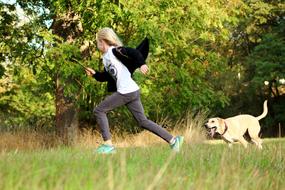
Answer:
221 121 228 135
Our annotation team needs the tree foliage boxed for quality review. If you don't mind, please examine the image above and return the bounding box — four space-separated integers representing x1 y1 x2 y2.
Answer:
0 0 284 136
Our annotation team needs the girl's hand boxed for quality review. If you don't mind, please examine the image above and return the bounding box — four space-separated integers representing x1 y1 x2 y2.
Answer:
140 64 148 75
85 67 95 76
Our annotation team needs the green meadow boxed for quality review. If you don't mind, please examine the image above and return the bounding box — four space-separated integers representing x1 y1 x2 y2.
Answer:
1 139 284 190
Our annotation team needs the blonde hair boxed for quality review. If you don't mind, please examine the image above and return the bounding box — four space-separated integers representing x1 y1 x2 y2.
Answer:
96 27 123 46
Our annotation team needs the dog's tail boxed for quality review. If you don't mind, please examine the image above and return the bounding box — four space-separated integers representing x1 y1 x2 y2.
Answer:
256 100 268 121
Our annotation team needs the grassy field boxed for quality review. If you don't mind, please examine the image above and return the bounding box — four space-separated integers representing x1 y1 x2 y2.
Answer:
0 138 284 190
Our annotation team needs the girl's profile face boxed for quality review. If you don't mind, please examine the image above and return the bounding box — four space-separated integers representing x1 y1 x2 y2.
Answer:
97 39 108 53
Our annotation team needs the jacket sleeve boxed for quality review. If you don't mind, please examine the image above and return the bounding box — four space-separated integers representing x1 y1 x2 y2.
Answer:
92 69 117 92
125 47 146 67
92 69 112 82
112 47 146 69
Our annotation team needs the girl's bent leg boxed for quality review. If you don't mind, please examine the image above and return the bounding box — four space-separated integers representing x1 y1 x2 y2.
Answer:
94 92 126 141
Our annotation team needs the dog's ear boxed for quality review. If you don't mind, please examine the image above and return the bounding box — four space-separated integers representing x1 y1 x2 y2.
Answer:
217 118 224 126
215 118 225 134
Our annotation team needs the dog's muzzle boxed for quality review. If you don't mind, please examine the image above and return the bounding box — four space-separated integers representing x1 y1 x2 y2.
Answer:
204 124 217 138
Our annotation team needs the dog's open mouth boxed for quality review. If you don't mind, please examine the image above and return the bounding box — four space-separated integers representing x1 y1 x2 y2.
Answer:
208 127 217 137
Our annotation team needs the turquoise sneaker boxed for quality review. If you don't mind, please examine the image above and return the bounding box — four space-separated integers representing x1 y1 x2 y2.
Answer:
95 144 116 154
170 136 184 152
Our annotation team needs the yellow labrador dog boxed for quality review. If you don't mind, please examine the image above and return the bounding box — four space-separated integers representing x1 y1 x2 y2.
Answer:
205 100 268 149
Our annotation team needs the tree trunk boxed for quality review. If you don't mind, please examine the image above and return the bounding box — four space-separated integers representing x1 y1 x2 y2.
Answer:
51 11 83 145
55 77 78 145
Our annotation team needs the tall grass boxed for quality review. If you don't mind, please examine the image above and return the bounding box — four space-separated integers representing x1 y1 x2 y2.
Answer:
0 111 208 151
0 130 60 152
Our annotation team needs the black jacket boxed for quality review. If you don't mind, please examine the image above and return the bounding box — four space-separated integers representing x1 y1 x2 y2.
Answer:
93 37 149 92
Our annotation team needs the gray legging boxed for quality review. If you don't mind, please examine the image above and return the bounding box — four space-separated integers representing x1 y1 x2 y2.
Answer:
93 90 173 143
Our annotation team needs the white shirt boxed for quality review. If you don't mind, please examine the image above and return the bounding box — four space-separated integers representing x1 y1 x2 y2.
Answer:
103 47 139 94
